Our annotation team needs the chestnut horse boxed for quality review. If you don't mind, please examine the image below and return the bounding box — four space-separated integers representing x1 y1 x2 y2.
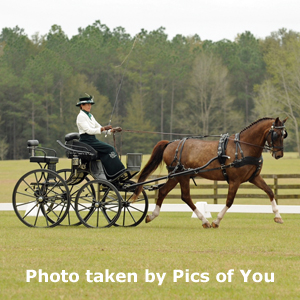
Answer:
133 117 288 228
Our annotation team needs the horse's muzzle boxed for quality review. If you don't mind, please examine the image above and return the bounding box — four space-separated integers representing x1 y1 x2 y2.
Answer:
273 153 283 159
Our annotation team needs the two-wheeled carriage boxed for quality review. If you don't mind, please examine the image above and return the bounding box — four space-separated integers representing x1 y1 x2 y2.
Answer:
12 132 148 228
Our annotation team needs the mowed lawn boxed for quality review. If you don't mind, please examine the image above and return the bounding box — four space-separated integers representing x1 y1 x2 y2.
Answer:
1 212 300 300
1 152 300 299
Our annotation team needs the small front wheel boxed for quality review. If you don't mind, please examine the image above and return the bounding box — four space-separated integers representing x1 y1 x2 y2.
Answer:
12 169 70 228
111 181 149 227
75 179 122 228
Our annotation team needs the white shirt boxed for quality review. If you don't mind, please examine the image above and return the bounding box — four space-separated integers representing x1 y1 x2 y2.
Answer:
76 110 111 135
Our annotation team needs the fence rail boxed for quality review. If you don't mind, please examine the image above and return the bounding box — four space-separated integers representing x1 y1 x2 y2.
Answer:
145 174 300 204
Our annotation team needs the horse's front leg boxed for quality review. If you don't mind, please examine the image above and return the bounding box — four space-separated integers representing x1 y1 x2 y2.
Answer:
179 177 211 229
250 175 283 224
146 178 178 223
212 181 240 228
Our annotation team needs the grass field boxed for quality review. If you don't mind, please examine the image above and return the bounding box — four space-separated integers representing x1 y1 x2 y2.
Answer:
1 212 300 299
1 153 300 299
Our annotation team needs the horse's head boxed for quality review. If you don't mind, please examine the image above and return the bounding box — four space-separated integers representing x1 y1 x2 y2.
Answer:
266 117 288 159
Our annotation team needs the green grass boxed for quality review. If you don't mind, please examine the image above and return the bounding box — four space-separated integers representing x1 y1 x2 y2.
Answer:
1 212 300 299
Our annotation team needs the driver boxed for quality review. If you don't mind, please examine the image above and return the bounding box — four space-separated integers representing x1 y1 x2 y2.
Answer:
76 94 125 178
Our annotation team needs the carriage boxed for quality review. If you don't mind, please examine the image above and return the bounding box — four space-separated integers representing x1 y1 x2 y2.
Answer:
12 132 149 228
12 117 288 229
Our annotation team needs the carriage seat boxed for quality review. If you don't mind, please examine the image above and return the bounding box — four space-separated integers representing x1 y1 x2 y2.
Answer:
64 133 98 162
27 140 59 164
29 156 59 164
65 132 80 142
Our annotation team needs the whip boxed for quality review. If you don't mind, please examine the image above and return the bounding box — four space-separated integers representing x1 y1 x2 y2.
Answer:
105 35 139 137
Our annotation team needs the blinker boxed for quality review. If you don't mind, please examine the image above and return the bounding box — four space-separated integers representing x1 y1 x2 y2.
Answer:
270 124 288 141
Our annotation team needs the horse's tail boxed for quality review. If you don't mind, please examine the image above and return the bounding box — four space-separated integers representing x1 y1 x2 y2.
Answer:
132 140 169 200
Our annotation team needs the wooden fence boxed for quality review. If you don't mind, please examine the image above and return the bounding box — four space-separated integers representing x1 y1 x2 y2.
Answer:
146 174 300 204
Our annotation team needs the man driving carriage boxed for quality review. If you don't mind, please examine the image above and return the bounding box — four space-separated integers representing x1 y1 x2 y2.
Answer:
76 94 125 179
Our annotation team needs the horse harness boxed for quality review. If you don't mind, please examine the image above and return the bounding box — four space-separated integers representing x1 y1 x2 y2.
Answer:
167 134 263 184
217 133 263 183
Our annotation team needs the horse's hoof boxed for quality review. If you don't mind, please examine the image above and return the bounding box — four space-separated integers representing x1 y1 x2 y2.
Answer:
145 215 151 223
274 217 284 224
212 222 219 228
202 222 211 229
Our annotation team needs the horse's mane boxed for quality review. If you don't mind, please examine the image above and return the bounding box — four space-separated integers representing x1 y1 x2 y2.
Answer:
239 117 274 134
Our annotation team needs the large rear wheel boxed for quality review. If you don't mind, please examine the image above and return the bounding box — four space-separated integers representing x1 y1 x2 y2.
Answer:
12 169 70 228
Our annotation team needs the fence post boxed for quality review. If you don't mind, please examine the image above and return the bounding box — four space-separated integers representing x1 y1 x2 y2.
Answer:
214 180 218 204
274 175 278 204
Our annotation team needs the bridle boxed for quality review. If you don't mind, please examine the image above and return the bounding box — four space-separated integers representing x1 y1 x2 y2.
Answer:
265 122 288 154
227 122 288 154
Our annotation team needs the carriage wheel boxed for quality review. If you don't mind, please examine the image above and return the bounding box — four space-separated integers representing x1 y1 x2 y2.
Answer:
56 169 95 226
105 181 149 227
12 169 70 228
74 179 122 228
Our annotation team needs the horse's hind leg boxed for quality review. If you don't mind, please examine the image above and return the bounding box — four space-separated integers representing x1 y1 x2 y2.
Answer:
250 175 283 224
179 177 211 229
146 178 178 223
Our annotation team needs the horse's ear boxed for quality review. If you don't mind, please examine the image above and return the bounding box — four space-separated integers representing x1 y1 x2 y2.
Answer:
283 117 288 124
274 117 280 125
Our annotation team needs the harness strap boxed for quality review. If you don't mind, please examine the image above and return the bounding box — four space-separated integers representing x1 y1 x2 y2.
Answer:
217 134 230 183
167 138 188 173
177 138 187 168
234 133 244 160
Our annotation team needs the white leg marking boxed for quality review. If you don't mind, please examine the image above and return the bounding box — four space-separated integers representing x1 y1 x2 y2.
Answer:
271 199 281 219
213 206 229 226
193 208 209 225
148 205 161 221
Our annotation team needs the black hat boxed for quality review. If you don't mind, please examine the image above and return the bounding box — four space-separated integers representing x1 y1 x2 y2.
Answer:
76 94 95 106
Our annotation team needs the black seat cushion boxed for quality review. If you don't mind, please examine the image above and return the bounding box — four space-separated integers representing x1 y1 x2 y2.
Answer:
65 132 80 142
30 156 59 164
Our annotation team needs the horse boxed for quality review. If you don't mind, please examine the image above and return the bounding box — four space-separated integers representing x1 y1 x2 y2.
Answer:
132 117 288 228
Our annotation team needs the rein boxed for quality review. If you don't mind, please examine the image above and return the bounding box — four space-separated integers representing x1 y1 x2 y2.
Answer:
117 121 287 161
123 129 283 153
227 137 277 153
123 129 214 137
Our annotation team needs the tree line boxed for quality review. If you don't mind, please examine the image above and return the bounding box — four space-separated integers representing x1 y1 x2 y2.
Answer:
0 21 299 160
